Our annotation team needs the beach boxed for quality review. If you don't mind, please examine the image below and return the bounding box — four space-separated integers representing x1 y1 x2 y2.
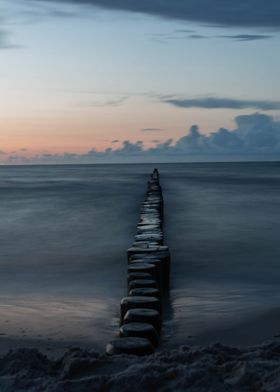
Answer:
1 341 280 391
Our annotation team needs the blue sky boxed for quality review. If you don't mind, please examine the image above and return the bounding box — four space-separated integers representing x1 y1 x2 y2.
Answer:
0 0 280 163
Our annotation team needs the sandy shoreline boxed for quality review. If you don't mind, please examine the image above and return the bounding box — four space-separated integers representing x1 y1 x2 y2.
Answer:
1 308 280 391
1 340 280 391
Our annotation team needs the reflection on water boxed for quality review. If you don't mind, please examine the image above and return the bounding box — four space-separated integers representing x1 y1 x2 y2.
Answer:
0 295 116 351
1 162 280 349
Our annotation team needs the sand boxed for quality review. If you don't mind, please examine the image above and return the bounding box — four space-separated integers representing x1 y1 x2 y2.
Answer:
1 340 280 391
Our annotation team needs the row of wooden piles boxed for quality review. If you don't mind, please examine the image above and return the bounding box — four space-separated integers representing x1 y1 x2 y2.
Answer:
106 169 171 355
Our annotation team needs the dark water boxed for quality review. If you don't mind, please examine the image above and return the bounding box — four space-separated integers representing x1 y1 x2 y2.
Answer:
1 162 280 351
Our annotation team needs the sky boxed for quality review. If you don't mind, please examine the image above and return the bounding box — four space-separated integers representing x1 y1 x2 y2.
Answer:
0 0 280 163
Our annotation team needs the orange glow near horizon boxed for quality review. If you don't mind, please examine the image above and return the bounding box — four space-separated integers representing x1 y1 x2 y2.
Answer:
0 107 237 157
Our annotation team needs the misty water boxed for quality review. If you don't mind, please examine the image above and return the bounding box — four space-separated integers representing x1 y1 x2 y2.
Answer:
1 162 280 352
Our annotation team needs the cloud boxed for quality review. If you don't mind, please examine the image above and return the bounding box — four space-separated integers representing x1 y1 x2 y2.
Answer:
148 32 207 43
83 96 128 108
160 96 280 111
30 0 280 29
219 34 273 41
174 29 196 34
187 34 206 40
111 139 119 143
140 128 164 132
149 31 273 43
3 113 280 164
1 2 77 25
154 113 280 156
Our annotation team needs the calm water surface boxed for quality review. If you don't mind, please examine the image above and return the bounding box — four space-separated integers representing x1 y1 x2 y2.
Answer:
1 162 280 351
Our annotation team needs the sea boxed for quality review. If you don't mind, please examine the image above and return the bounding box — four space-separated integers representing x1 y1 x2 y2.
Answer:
1 162 280 353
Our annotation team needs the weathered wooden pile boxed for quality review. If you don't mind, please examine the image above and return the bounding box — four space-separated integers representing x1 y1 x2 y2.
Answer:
106 169 171 355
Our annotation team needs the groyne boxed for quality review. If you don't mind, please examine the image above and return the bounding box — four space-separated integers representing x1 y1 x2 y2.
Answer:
106 169 170 355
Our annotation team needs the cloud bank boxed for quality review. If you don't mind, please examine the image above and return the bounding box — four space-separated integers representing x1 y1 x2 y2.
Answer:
160 96 280 111
220 34 273 41
149 32 273 43
32 0 280 29
2 113 280 164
